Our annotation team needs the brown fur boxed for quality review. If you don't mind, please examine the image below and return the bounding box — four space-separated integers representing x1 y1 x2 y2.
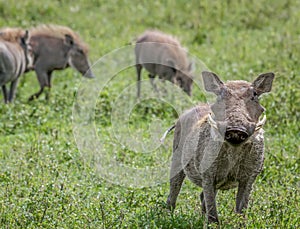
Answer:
137 30 181 47
0 27 27 43
136 30 189 71
226 80 251 90
194 114 209 129
30 24 89 54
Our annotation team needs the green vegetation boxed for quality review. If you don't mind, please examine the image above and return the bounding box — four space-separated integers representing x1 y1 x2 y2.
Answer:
0 0 299 228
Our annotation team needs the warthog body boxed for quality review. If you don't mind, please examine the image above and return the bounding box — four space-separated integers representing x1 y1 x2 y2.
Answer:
0 28 33 103
28 24 94 100
135 30 193 97
166 71 274 223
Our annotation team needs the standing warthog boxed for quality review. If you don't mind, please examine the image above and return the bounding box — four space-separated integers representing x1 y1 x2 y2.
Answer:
135 30 193 97
0 28 33 103
165 71 274 224
28 24 94 100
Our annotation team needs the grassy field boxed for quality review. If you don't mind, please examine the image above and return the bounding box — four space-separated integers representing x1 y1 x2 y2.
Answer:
0 0 299 228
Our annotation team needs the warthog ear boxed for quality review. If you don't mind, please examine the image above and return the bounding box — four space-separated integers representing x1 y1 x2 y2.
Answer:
24 30 29 40
20 30 29 47
252 72 275 96
64 34 74 46
188 61 195 73
202 71 224 94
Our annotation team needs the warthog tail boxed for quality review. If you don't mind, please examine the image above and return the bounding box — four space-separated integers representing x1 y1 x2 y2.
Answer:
160 125 176 143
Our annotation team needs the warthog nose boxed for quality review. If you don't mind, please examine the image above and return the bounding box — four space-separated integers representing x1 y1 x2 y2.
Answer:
225 128 249 145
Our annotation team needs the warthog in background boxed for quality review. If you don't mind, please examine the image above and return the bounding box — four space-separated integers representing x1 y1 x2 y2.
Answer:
28 24 94 100
0 28 33 103
135 30 193 97
166 71 274 224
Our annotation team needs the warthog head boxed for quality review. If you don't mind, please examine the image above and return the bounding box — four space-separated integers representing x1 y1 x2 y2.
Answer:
202 71 274 145
65 34 94 78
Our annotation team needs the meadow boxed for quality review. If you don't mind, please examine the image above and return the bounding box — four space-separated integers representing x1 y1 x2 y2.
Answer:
0 0 299 228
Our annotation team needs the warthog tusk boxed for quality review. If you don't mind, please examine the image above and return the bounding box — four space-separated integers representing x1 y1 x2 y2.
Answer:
160 125 176 143
207 113 218 129
255 114 266 131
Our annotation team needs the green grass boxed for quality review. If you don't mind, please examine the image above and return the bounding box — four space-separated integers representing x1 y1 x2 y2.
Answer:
0 0 299 228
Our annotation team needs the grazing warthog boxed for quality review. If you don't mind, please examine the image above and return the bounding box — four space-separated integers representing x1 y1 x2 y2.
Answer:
0 28 33 103
28 24 94 100
165 71 274 224
135 30 193 97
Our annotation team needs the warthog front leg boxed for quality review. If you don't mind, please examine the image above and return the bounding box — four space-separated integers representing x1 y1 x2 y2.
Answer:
136 64 142 98
236 177 257 214
200 190 218 216
149 74 159 94
200 191 206 214
28 87 44 101
29 67 52 101
202 180 219 223
2 85 8 103
166 170 185 210
8 78 20 103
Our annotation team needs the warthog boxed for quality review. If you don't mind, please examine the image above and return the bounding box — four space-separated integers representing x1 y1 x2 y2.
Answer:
165 71 274 224
28 24 94 100
135 30 193 97
0 28 33 103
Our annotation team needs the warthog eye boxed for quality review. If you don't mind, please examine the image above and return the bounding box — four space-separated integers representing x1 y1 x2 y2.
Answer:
251 91 258 101
78 49 84 55
177 78 183 86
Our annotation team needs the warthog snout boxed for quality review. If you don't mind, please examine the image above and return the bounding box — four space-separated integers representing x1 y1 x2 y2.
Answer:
225 127 249 145
84 69 95 78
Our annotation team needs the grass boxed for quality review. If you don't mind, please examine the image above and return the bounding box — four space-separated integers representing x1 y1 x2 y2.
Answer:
0 0 299 228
